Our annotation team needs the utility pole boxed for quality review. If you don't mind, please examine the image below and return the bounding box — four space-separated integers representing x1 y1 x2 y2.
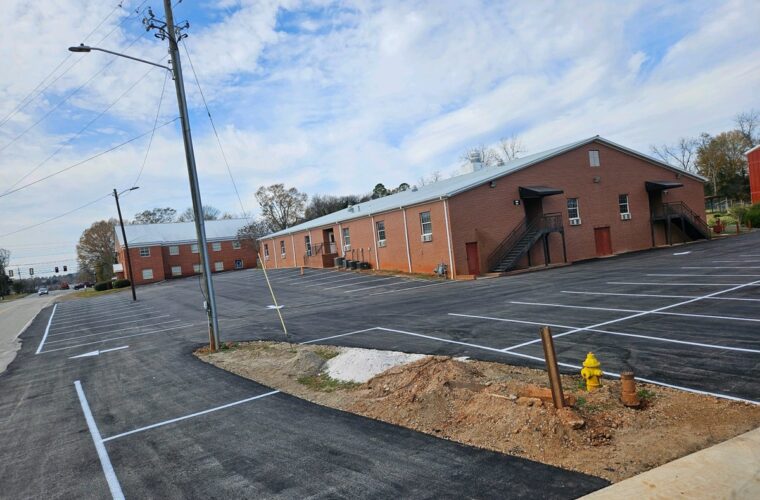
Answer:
149 1 221 350
113 188 138 302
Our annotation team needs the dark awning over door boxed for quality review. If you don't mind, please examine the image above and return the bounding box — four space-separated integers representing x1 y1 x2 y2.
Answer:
645 181 683 192
518 186 564 199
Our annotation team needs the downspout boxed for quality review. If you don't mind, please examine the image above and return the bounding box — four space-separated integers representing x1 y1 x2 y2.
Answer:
290 234 296 267
402 208 413 273
273 238 279 269
370 215 380 269
338 222 344 256
443 198 455 279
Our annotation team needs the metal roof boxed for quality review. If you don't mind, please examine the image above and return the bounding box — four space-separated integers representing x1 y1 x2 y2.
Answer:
116 219 249 247
745 144 760 155
263 136 705 239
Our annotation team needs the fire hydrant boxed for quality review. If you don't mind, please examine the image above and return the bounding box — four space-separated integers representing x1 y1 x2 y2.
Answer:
581 352 603 391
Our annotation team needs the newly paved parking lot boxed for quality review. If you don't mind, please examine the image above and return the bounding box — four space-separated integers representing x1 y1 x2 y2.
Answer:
2 231 759 498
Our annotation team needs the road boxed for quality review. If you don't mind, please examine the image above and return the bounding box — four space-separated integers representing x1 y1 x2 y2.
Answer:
0 291 64 373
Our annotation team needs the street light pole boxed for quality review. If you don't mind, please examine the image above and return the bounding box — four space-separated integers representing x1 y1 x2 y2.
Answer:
113 187 138 302
161 0 221 351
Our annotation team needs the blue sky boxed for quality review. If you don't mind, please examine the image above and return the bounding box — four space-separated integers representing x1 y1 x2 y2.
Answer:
1 0 759 276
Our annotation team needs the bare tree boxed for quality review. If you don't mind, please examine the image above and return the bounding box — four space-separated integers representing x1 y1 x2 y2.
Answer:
498 135 526 161
76 220 117 282
304 194 368 221
650 137 699 173
417 170 443 186
236 219 272 253
177 205 222 222
735 109 760 146
255 184 307 231
132 207 176 224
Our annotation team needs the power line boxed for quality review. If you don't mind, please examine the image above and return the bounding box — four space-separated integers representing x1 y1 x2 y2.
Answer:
8 258 78 267
131 69 170 188
0 1 150 130
0 193 112 238
4 63 162 194
181 40 248 217
0 20 154 155
0 117 179 199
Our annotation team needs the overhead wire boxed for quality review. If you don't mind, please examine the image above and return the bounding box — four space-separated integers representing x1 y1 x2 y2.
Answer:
0 1 150 131
0 6 158 155
4 63 165 194
131 69 170 189
0 116 179 199
0 193 112 238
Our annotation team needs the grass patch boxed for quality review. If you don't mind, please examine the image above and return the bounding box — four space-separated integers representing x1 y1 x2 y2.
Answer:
59 287 129 301
637 388 656 401
297 373 360 392
0 293 30 302
313 346 339 360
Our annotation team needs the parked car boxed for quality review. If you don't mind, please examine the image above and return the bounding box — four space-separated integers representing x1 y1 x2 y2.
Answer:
60 282 70 290
38 287 49 296
73 283 85 290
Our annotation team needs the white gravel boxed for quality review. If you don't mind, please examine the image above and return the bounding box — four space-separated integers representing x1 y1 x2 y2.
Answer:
324 347 427 383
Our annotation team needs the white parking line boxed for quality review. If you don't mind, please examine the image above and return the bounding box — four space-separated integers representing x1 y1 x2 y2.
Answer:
47 320 183 344
300 274 372 288
561 291 760 303
341 278 402 292
301 327 380 344
49 315 173 336
683 266 760 269
34 304 57 355
607 282 753 286
321 276 392 290
646 274 760 277
74 380 125 500
101 390 280 442
38 324 195 354
509 301 760 323
368 281 449 296
500 279 760 351
51 309 160 327
447 313 760 354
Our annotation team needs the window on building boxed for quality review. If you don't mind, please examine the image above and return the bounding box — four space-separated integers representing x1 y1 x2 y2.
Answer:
264 243 270 259
342 228 351 249
234 259 243 269
212 242 222 251
169 245 179 256
376 221 386 245
171 265 182 277
420 211 432 240
619 194 630 215
567 198 580 220
193 264 201 274
139 247 150 257
589 150 600 167
232 240 241 250
214 261 224 272
305 235 312 256
280 240 286 257
191 243 199 254
142 268 153 280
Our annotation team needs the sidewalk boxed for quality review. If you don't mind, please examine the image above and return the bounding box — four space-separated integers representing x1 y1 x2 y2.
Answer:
582 426 760 499
0 294 58 373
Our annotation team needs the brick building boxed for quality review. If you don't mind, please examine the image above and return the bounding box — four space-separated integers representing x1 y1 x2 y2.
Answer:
747 144 760 204
260 136 708 279
114 219 257 285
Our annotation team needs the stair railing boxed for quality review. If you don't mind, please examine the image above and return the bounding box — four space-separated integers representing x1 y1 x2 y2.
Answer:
661 202 711 240
487 213 563 271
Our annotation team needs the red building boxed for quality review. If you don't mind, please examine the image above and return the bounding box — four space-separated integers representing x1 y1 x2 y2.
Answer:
115 219 257 285
747 144 760 204
260 136 708 278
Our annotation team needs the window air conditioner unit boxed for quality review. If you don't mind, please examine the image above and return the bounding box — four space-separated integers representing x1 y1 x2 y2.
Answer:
421 234 433 242
377 240 386 248
620 213 632 221
569 218 582 226
343 244 351 251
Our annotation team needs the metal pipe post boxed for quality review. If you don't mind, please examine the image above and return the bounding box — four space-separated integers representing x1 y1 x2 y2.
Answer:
539 326 565 409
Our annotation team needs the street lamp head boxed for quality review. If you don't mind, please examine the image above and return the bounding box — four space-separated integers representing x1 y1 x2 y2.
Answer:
68 44 92 53
129 186 140 191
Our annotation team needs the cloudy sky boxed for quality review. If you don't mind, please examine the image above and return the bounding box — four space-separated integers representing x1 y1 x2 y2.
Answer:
1 0 759 275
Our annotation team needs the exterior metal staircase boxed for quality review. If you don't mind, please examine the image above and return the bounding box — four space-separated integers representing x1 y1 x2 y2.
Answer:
488 213 564 272
651 202 710 242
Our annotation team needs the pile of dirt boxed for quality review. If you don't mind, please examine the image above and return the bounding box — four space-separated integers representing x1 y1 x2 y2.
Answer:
196 342 760 483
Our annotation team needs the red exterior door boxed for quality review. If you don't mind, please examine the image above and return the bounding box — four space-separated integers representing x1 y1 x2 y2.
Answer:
594 227 612 256
466 242 480 275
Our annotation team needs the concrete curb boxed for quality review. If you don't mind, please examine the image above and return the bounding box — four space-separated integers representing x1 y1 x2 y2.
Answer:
581 426 760 499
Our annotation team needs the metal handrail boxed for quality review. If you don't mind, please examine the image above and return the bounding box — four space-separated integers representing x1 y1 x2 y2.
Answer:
653 202 710 239
487 213 564 270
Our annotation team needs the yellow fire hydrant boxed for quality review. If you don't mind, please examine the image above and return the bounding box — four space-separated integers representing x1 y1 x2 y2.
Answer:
581 352 603 391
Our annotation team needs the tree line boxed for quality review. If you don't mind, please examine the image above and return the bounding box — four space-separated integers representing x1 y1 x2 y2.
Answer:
650 109 759 201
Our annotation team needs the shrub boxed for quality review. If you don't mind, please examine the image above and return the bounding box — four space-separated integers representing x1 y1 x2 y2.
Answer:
746 203 760 228
729 205 749 225
93 281 113 291
113 279 131 289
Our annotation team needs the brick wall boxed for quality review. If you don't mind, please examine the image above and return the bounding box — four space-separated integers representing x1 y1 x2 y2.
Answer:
749 147 760 204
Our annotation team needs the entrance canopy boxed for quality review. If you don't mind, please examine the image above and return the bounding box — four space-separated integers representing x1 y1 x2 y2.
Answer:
645 181 683 192
518 186 564 199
